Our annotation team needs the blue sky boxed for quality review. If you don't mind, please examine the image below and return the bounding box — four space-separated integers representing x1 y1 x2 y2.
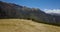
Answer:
0 0 60 10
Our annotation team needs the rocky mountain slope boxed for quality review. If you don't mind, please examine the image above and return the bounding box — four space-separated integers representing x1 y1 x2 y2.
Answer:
0 1 60 26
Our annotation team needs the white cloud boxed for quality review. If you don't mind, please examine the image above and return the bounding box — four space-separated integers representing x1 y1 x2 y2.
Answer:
43 9 60 14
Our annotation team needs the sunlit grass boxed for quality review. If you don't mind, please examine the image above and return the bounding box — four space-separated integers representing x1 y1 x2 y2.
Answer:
0 19 60 32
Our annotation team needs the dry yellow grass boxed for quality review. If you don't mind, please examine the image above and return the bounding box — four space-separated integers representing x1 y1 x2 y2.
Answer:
0 19 60 32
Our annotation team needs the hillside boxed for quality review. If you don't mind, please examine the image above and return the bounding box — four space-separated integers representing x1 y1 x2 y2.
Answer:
0 1 60 26
0 19 60 32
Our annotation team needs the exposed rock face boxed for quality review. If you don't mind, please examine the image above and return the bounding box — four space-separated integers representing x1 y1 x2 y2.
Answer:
0 1 60 26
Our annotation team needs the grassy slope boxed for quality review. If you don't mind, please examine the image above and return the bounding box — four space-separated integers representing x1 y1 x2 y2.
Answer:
0 19 60 32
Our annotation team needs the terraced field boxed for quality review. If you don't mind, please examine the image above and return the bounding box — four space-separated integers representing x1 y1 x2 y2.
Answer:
0 19 60 32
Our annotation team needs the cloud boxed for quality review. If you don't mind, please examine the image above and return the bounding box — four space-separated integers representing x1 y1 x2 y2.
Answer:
43 9 60 14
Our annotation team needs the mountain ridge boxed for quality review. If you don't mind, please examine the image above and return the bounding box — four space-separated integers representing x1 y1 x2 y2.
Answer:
0 1 60 26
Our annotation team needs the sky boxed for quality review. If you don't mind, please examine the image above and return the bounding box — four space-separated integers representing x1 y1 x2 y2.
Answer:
0 0 60 13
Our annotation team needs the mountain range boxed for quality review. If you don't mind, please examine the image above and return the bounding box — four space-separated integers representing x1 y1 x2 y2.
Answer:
0 1 60 26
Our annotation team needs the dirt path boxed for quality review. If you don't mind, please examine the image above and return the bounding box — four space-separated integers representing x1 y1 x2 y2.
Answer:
0 19 60 32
